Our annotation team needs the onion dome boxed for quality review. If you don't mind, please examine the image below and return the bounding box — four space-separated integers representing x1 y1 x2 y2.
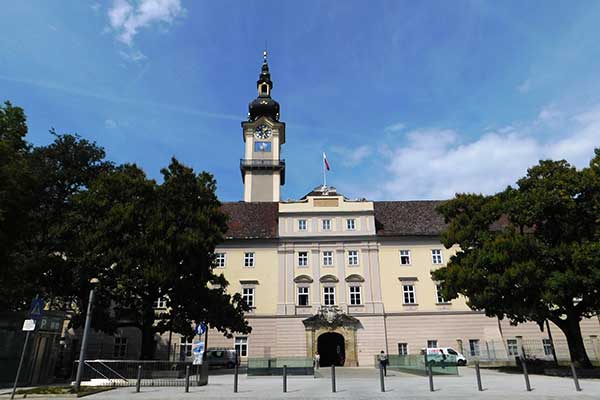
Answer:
248 50 280 121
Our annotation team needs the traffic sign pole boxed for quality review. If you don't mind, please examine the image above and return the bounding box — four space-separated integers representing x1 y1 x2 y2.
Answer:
10 330 31 400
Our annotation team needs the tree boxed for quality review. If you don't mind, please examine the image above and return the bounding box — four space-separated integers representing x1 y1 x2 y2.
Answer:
74 159 250 358
432 150 600 368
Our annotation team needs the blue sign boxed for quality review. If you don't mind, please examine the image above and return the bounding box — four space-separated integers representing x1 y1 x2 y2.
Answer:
192 340 205 354
29 297 44 320
195 322 207 336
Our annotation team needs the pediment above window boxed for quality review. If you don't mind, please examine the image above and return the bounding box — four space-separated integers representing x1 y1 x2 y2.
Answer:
345 274 365 283
319 274 339 283
294 275 314 284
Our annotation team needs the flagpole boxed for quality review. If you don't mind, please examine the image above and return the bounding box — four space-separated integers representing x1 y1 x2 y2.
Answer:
323 153 327 188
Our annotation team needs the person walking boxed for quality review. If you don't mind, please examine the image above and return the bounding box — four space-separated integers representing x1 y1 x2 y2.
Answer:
313 352 320 369
378 350 388 376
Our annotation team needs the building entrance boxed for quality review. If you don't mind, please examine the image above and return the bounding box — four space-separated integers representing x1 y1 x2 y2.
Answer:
317 332 345 367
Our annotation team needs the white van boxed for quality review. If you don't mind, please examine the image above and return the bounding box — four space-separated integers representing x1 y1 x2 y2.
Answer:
426 347 468 366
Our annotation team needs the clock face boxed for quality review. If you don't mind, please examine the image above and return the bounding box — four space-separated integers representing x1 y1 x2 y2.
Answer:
254 124 272 139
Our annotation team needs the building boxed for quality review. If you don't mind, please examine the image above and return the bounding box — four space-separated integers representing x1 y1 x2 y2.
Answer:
197 51 600 367
68 52 600 367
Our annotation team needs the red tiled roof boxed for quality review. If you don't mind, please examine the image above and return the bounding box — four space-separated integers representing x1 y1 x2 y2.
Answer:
373 201 448 236
221 202 279 239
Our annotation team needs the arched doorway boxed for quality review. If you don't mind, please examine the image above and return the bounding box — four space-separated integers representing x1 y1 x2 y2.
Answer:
317 332 345 367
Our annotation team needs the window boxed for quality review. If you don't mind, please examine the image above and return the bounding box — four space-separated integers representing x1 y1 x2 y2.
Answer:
469 339 480 357
244 252 255 268
242 288 254 307
215 252 226 268
348 250 359 266
400 250 411 265
235 337 248 357
543 339 553 356
427 340 438 349
322 219 331 230
431 249 443 264
507 339 518 356
179 337 193 359
322 251 333 266
435 284 447 304
113 337 127 357
298 219 307 231
346 218 356 230
402 284 416 304
323 287 335 306
298 287 310 306
298 251 309 267
349 286 362 305
260 83 268 94
398 343 408 356
153 296 167 309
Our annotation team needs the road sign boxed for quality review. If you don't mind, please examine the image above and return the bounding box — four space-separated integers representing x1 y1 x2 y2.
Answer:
195 322 207 336
29 297 44 320
22 319 36 331
192 340 205 354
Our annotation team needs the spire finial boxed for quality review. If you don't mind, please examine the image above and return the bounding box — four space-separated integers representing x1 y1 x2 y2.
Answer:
263 49 268 63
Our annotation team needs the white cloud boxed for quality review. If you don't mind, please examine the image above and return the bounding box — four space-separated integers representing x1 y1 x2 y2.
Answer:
107 0 185 45
374 104 600 200
105 119 117 128
384 121 405 133
119 49 147 62
332 145 373 167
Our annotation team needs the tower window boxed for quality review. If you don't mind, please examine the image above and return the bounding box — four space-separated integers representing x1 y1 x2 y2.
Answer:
260 84 268 94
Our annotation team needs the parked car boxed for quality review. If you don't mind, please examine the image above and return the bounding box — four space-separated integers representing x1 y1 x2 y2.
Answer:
205 348 239 369
426 347 468 366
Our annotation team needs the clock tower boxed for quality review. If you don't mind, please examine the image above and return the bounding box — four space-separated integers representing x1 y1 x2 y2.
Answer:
240 51 286 202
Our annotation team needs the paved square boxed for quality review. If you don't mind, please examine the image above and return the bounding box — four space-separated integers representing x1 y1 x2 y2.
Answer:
88 367 600 399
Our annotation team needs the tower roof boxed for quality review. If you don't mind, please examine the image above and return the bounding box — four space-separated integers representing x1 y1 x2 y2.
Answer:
248 50 280 121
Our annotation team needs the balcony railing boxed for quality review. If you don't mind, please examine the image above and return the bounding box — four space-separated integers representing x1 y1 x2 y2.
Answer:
240 159 285 169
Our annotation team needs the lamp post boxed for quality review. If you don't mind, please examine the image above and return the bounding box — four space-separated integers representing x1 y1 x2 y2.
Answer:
74 278 99 392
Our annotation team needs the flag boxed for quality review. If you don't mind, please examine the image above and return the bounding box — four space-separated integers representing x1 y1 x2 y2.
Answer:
323 152 330 171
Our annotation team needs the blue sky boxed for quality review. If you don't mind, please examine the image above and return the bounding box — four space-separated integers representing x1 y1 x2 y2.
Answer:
2 1 600 201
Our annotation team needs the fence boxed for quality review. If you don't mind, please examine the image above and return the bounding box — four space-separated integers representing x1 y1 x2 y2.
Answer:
466 338 600 364
374 354 459 376
71 360 206 387
247 357 313 376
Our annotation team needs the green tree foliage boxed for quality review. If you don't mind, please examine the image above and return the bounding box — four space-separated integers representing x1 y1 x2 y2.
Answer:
0 100 250 359
432 150 600 368
74 159 250 358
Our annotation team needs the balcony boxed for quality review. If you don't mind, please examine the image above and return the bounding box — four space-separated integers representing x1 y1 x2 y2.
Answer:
240 159 286 184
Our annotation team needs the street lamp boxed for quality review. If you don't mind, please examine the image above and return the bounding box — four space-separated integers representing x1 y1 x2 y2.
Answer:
73 278 99 391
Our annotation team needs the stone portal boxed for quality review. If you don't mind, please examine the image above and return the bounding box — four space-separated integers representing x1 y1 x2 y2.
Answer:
303 306 362 367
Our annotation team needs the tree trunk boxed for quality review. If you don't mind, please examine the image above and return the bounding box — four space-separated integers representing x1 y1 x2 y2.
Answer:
554 316 594 369
140 308 157 360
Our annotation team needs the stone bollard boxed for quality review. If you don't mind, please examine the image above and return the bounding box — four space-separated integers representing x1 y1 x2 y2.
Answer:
475 361 483 391
570 363 582 392
136 364 142 393
331 365 336 393
184 365 190 393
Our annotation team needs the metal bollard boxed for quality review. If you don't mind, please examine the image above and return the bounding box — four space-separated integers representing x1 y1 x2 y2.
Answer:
185 365 190 393
475 361 483 391
520 357 532 391
570 363 582 392
331 365 336 393
428 362 434 392
283 365 287 393
136 364 142 393
234 364 239 393
379 363 385 392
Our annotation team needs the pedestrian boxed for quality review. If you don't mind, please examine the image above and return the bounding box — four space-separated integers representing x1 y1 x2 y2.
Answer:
314 352 320 369
378 350 388 376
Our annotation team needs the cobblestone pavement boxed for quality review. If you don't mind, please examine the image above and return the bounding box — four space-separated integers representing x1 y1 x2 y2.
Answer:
5 367 600 399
